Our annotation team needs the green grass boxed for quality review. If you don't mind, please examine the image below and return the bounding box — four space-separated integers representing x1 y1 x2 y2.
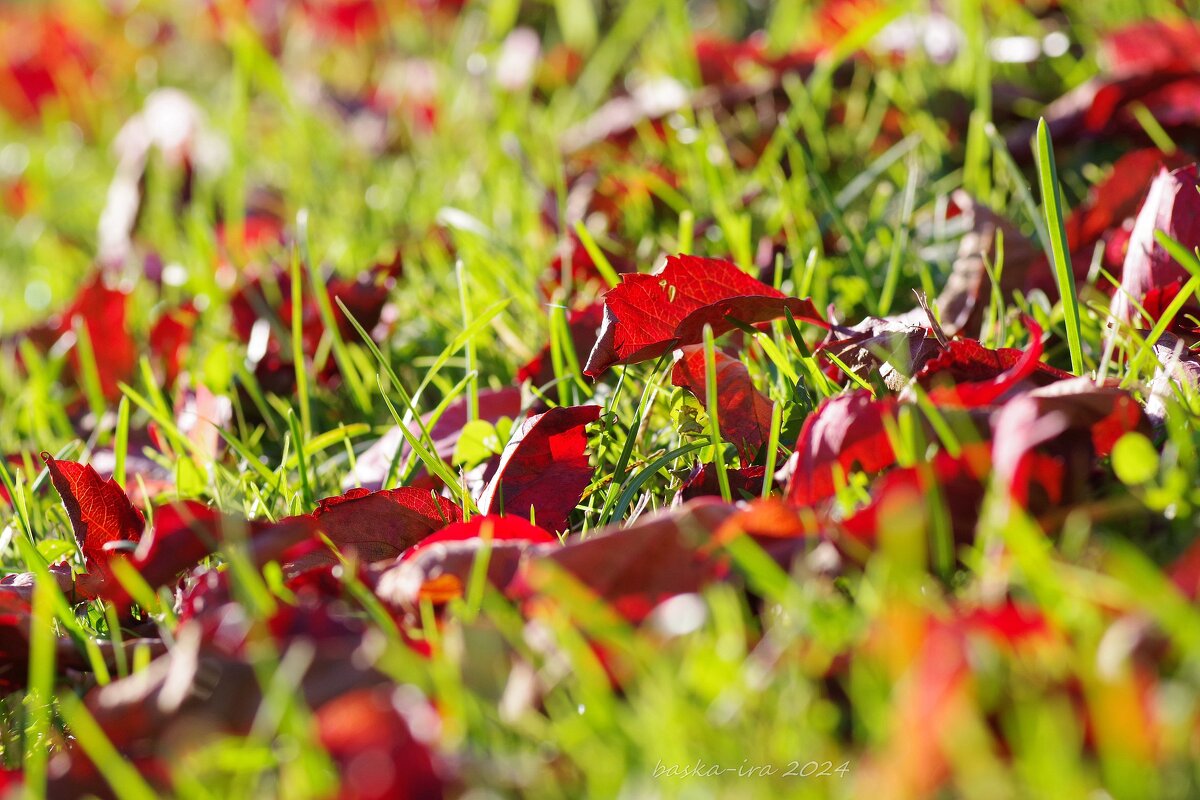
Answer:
0 0 1199 798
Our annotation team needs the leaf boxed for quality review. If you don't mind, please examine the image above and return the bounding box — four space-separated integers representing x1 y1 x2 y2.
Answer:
83 623 387 752
85 501 316 609
1111 164 1200 326
17 276 137 401
932 193 1045 337
316 688 445 800
990 378 1149 504
819 318 943 391
916 319 1072 406
285 487 463 573
784 390 899 507
582 254 825 377
518 302 605 388
478 404 600 533
42 454 145 596
515 499 737 623
671 346 774 461
1059 148 1193 280
452 419 509 468
373 515 557 608
679 462 767 502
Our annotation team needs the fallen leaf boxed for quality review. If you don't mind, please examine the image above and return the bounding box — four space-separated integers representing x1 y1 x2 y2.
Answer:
672 346 775 461
785 391 899 507
478 404 600 532
583 254 825 377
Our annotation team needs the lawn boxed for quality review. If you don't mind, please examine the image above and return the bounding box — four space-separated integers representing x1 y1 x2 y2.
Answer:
1 0 1200 798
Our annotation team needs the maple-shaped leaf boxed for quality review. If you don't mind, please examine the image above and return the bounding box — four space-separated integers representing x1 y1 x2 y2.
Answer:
284 487 463 573
43 454 145 595
514 499 737 622
583 254 825 377
1112 163 1200 327
785 390 899 507
478 404 600 532
672 346 775 461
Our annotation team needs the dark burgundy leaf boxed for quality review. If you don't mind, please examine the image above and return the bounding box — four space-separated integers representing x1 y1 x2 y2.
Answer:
819 318 942 391
679 463 767 502
932 193 1046 337
583 254 825 377
85 623 387 752
284 487 462 573
671 346 774 461
478 404 600 533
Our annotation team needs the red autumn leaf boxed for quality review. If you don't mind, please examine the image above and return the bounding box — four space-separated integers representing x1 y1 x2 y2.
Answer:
1102 20 1200 78
1112 163 1200 327
583 254 825 377
345 387 524 492
918 319 1072 406
679 463 767 502
991 378 1149 505
316 687 445 800
672 346 774 461
840 447 991 545
785 390 899 507
1009 23 1200 159
0 9 95 122
149 303 198 387
373 515 557 608
515 499 736 623
43 454 144 596
299 0 385 41
1059 149 1195 279
85 622 388 752
477 404 600 533
401 515 556 562
819 318 943 391
518 302 605 389
284 487 463 573
230 263 396 391
21 275 137 401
